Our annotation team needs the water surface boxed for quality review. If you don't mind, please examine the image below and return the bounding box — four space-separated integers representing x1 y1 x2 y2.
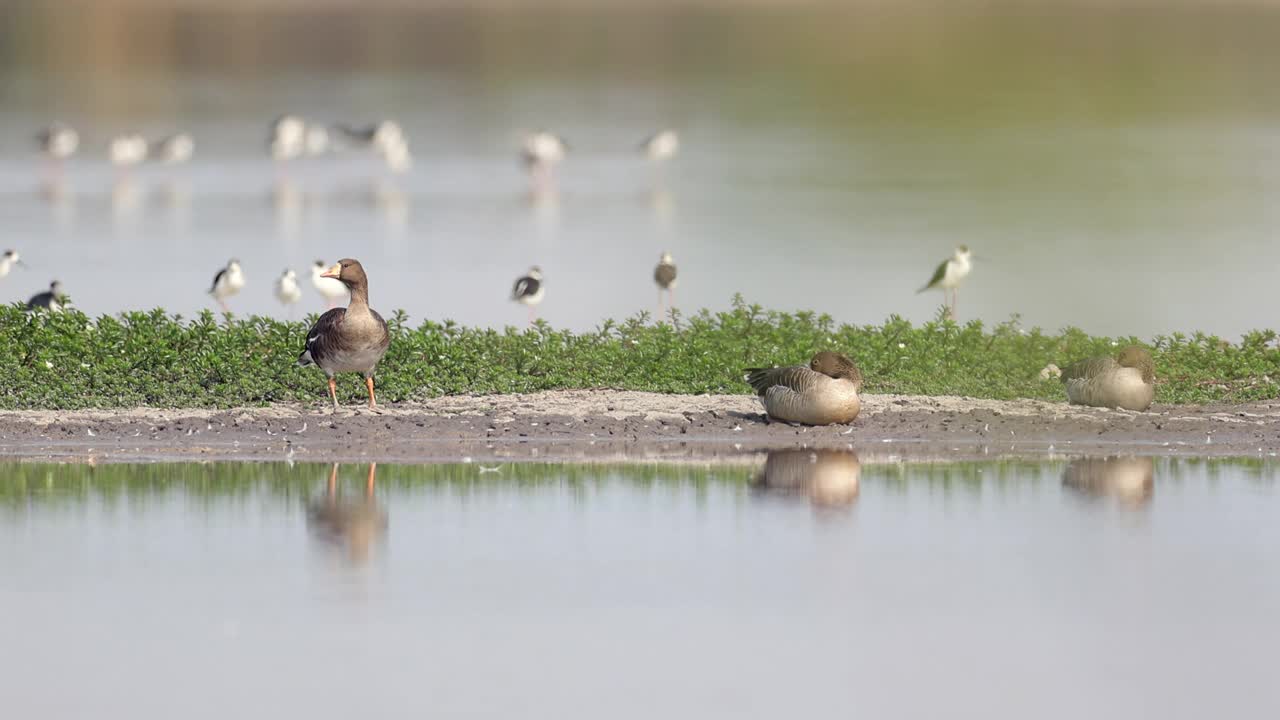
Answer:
1 3 1279 336
2 455 1278 718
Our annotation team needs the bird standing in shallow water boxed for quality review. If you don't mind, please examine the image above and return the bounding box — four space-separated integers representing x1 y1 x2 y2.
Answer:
297 259 391 411
27 280 65 312
108 134 148 169
209 259 245 312
640 129 679 162
1060 345 1155 412
275 268 302 312
918 245 973 320
37 124 79 166
0 250 25 279
653 251 677 316
311 260 349 308
744 351 864 426
511 266 544 325
520 131 567 191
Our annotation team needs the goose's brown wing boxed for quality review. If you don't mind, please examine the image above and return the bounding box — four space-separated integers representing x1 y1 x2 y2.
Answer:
298 308 346 367
1061 355 1118 383
743 365 820 396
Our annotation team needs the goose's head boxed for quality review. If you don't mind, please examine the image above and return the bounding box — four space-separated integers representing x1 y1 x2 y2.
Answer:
1116 346 1155 384
810 351 864 390
321 258 369 288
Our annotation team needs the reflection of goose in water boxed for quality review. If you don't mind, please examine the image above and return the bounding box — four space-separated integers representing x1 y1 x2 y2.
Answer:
752 449 861 508
1062 456 1154 509
307 463 388 565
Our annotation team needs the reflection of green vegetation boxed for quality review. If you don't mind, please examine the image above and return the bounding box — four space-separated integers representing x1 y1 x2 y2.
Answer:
3 299 1279 409
0 457 1273 511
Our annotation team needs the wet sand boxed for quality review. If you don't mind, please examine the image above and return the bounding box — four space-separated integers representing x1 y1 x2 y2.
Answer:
1 391 1278 464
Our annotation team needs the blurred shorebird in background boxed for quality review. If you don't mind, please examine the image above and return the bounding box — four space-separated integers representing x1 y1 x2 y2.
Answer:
511 266 544 325
27 280 65 312
269 114 307 162
108 134 148 173
640 129 679 162
150 133 195 165
520 131 567 191
0 250 26 279
209 258 245 312
917 245 973 320
653 251 678 316
37 124 79 171
275 268 303 314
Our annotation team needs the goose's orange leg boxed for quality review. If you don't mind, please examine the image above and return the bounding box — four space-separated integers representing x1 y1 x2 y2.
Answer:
365 376 377 410
328 376 339 408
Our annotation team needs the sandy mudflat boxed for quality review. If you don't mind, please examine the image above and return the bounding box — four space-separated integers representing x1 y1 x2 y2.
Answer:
0 390 1278 464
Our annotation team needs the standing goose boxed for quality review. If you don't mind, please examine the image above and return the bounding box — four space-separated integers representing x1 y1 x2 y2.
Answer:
744 351 864 425
1060 345 1155 412
297 259 390 410
653 251 677 314
311 259 349 308
918 245 973 320
511 266 544 324
209 259 245 312
27 280 65 312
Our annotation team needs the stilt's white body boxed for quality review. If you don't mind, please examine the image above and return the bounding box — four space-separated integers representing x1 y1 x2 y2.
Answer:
643 130 680 161
938 253 971 289
211 262 245 302
275 269 303 306
40 125 79 160
0 251 20 278
109 135 148 167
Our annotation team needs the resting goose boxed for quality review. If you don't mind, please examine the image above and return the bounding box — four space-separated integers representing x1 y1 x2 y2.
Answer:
1061 345 1155 412
297 258 390 410
744 351 864 425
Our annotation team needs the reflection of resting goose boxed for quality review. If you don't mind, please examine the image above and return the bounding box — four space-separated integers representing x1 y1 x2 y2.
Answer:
307 463 388 564
1061 456 1154 509
752 449 861 508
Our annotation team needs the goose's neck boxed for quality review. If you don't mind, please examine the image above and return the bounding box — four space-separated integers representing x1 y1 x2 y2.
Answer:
348 282 370 309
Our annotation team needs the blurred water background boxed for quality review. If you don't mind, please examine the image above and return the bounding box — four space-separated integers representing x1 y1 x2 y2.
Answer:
1 0 1278 337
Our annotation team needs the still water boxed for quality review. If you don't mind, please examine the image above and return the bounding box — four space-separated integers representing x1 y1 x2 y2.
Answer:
0 3 1279 337
2 455 1278 717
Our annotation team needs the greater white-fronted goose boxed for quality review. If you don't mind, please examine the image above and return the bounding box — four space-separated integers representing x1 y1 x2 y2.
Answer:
297 258 391 410
744 351 864 425
1061 345 1155 411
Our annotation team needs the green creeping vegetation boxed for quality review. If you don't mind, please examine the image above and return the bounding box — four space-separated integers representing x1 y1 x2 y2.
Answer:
1 296 1278 409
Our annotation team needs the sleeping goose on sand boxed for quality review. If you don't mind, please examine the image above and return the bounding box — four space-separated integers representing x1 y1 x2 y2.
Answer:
297 258 390 410
744 351 864 425
1060 345 1155 412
